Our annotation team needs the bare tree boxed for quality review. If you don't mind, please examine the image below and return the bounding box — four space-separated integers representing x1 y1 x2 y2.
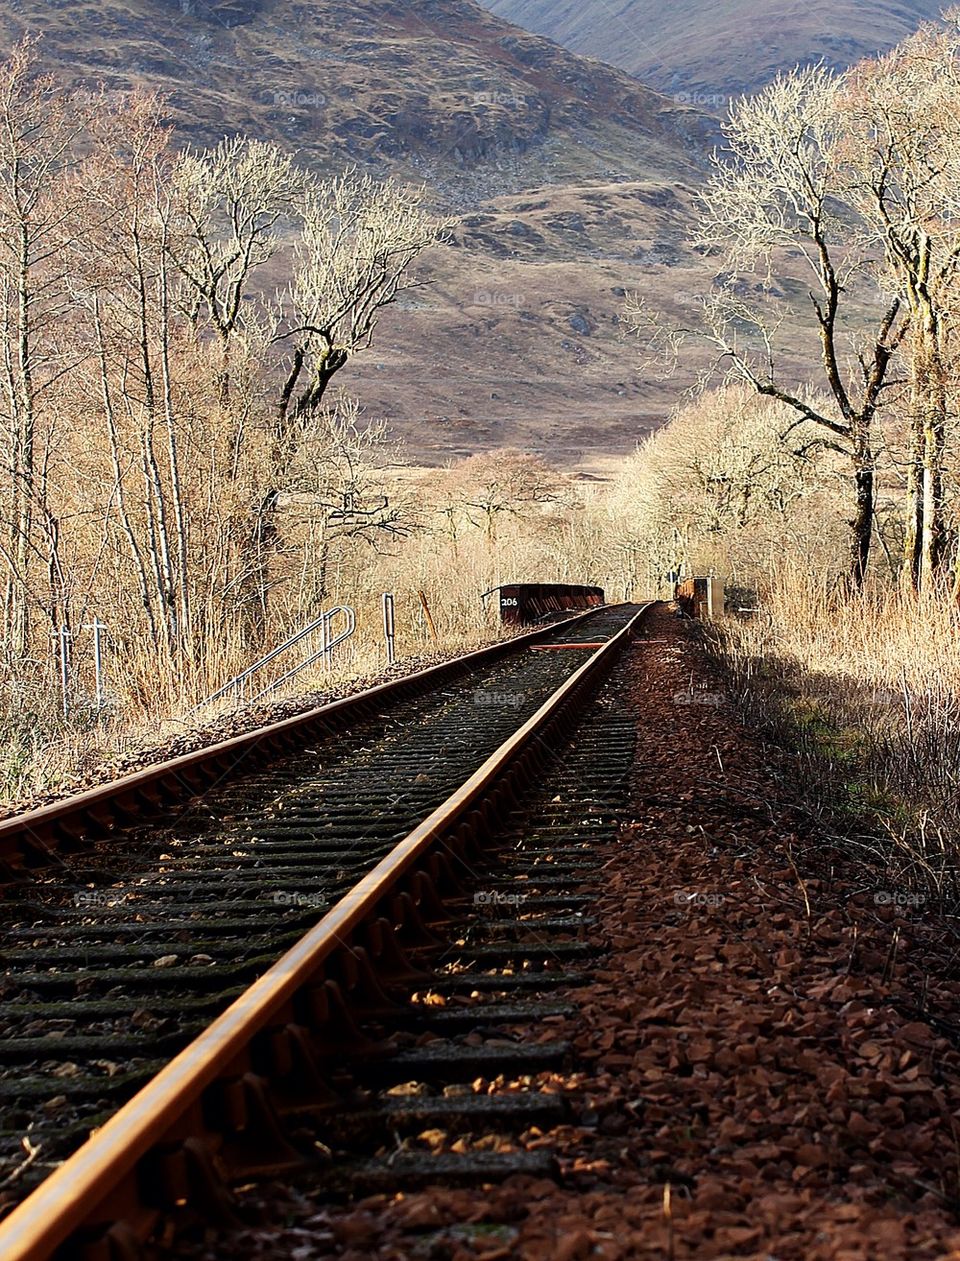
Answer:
605 386 829 592
71 92 200 662
451 449 568 541
836 25 960 589
284 396 418 607
629 64 908 588
170 137 303 404
664 386 815 532
0 42 99 659
241 173 445 633
274 173 445 427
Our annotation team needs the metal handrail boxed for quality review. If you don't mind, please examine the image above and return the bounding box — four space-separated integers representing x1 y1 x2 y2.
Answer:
196 606 356 711
248 606 356 703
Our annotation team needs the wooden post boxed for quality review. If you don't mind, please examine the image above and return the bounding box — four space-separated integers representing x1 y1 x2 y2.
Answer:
705 577 725 619
417 589 438 642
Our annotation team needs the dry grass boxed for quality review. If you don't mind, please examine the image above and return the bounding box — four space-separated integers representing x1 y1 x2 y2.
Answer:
0 487 591 807
710 566 960 906
0 595 506 811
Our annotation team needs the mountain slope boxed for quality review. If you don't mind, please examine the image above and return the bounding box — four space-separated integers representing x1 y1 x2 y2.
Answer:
477 0 944 101
0 0 721 465
4 0 709 179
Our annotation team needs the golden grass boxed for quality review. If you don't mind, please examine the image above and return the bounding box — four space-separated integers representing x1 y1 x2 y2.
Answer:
0 510 564 808
0 601 504 811
712 565 960 901
722 568 960 698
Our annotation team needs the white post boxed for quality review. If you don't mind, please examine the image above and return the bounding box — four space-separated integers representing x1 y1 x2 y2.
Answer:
382 593 396 665
83 618 107 712
705 576 724 619
57 626 72 720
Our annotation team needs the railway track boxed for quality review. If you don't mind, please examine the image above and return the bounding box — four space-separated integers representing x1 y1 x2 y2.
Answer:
0 601 656 1259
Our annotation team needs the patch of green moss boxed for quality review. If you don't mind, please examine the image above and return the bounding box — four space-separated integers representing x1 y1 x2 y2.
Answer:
789 697 864 762
0 732 36 800
782 696 914 827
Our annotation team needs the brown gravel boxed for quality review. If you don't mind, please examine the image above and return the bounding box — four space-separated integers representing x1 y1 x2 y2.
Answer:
169 606 960 1260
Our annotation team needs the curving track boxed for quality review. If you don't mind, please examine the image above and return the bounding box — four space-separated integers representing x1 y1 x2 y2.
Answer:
0 602 655 1259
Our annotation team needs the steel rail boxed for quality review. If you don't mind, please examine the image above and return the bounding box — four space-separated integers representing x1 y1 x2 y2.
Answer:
0 606 605 882
0 602 655 1260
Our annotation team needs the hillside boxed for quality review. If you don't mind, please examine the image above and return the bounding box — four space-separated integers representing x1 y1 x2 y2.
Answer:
0 0 722 463
3 0 710 180
351 178 716 463
477 0 944 102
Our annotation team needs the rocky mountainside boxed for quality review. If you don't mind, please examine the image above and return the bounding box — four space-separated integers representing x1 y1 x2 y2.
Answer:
0 0 725 464
477 0 943 102
8 0 710 178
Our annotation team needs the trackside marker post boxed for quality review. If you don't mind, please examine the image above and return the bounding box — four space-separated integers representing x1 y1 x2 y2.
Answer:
382 592 396 664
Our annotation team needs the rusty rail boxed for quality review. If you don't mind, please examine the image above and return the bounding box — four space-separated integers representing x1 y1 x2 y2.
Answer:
0 602 655 1260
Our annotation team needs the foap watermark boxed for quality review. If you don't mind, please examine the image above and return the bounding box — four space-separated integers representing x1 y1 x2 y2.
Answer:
874 890 926 909
271 89 326 109
474 90 525 109
473 689 526 709
272 890 327 909
674 91 728 108
474 890 527 907
473 290 523 309
674 890 725 909
75 87 131 110
73 890 123 909
672 689 724 708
